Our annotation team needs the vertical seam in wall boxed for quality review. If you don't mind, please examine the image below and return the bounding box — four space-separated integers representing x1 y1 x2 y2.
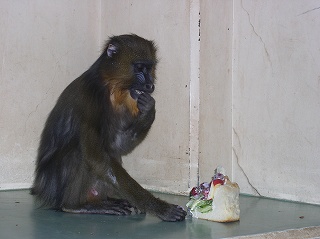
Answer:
189 0 201 189
231 0 235 180
98 0 102 52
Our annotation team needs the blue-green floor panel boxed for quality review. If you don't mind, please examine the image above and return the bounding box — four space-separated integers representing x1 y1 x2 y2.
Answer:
0 190 319 238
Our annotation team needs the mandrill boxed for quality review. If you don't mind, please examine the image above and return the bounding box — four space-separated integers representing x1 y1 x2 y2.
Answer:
31 34 187 222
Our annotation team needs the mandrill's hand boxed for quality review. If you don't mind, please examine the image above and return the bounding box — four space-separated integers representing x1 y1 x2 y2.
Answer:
137 93 155 115
154 202 187 222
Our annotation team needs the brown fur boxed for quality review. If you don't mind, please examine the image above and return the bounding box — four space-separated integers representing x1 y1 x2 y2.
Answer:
110 88 139 116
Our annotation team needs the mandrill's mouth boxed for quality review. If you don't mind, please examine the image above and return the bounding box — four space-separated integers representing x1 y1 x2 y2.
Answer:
134 89 144 95
130 82 154 100
130 88 148 100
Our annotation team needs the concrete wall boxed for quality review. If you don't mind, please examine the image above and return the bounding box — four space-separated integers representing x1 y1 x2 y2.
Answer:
198 0 320 205
231 0 320 204
0 0 101 189
1 0 319 205
100 0 191 193
199 0 233 185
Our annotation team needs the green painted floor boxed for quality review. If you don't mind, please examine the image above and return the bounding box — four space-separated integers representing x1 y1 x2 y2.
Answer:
0 190 320 239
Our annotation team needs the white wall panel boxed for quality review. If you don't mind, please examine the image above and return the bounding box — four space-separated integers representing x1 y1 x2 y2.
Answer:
232 0 320 204
0 0 100 189
199 0 233 184
101 0 191 193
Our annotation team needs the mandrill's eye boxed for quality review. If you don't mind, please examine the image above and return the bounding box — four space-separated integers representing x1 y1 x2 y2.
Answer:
133 62 153 73
136 64 144 71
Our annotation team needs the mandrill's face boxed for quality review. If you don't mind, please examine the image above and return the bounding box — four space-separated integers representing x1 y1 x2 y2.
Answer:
103 34 158 116
129 60 155 100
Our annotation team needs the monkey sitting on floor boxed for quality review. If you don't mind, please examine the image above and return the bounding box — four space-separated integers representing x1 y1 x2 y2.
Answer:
31 34 187 222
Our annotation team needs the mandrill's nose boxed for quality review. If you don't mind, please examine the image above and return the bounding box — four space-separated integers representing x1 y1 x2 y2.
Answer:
144 83 155 93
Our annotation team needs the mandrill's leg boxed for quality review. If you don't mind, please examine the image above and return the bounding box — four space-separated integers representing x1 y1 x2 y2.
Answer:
62 198 143 215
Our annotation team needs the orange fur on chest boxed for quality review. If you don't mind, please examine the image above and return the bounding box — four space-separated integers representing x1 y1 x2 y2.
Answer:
110 89 139 116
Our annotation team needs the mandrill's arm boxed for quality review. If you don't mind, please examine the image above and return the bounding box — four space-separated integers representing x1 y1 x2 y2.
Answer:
79 123 186 221
108 159 187 222
128 93 155 136
115 92 156 154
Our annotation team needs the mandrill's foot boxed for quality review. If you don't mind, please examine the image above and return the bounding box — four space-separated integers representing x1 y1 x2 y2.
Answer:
62 198 144 215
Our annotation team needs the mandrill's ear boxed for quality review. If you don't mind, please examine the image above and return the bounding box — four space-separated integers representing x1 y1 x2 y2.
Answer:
107 44 117 58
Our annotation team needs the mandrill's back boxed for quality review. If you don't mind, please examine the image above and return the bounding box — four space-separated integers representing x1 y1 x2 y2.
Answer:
31 72 104 208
